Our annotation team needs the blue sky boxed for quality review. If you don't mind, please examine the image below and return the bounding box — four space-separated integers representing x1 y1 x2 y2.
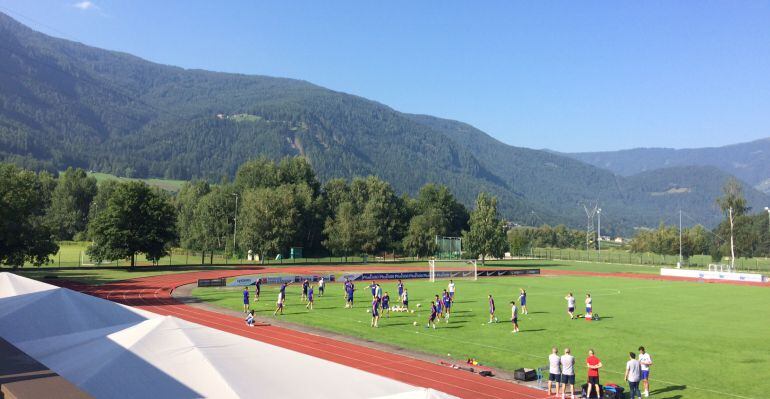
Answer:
2 1 769 152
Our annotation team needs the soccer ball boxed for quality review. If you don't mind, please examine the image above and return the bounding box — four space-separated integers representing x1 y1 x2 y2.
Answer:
410 310 415 313
366 309 371 313
416 303 421 308
413 321 418 326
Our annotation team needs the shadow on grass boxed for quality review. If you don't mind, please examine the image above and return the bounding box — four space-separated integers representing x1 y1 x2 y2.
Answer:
651 385 686 396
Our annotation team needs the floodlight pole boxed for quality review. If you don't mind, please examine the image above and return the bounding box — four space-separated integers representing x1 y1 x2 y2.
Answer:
679 210 683 265
597 208 601 261
232 193 239 258
729 207 735 269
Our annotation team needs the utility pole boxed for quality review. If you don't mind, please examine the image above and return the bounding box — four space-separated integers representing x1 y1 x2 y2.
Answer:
729 207 735 269
597 208 602 261
232 193 239 258
679 209 683 266
582 202 598 253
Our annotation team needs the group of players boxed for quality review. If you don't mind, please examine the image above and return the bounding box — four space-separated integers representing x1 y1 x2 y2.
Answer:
546 346 653 399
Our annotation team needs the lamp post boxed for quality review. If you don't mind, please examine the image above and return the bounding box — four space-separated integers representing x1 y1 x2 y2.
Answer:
232 193 239 259
597 208 602 261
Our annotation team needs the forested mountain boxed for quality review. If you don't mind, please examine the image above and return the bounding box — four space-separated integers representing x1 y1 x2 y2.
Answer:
568 138 770 193
1 12 767 234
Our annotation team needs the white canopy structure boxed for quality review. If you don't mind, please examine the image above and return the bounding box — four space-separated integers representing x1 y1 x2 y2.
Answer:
0 273 456 399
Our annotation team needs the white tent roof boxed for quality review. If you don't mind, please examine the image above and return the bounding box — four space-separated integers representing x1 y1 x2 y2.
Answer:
0 273 457 399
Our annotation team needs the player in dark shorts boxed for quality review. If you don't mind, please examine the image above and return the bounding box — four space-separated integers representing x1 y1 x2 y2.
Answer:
301 279 309 302
488 294 497 323
442 292 452 323
370 296 380 327
510 300 519 333
397 280 404 300
306 286 314 310
427 301 438 329
381 292 391 317
586 349 603 398
346 281 355 308
273 291 284 316
254 278 261 302
242 287 250 313
434 294 443 319
402 289 409 309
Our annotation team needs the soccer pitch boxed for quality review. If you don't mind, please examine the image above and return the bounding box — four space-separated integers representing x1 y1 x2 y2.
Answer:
192 274 770 399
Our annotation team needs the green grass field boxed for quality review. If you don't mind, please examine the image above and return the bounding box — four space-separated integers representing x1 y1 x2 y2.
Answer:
88 172 187 192
193 274 770 399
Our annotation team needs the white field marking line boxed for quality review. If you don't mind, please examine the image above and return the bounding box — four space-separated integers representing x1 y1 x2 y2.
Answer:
137 285 537 399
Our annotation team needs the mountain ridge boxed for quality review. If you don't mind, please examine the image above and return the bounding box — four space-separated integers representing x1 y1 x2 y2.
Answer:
1 11 767 234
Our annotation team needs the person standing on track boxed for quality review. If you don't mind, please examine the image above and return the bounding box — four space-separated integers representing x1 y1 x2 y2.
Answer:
586 349 603 398
519 288 528 315
638 346 653 397
318 276 325 296
548 347 561 396
242 287 250 313
509 300 519 333
254 278 261 302
448 280 456 303
625 352 642 399
565 292 576 319
487 294 497 323
560 348 576 399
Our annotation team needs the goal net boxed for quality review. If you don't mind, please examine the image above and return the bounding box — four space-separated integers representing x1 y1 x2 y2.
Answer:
429 259 478 282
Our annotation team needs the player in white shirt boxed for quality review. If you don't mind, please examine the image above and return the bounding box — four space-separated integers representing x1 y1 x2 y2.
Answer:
565 293 576 319
638 346 653 397
509 300 519 333
548 347 561 396
447 280 456 303
560 347 576 399
585 293 593 319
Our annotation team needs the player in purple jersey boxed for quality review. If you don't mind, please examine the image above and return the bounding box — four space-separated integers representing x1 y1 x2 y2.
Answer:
381 292 391 318
242 287 250 313
434 294 443 318
254 278 261 302
370 296 380 327
397 280 404 299
306 286 314 310
427 301 438 329
488 294 497 323
442 292 452 323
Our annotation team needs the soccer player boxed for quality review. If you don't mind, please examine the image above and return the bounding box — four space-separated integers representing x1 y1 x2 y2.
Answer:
519 288 528 315
346 281 355 308
509 300 519 333
625 352 642 399
586 349 603 398
245 310 255 327
565 293 576 319
318 277 325 296
397 279 404 300
638 346 653 397
301 279 309 302
434 294 443 318
273 291 284 316
401 288 409 309
369 281 377 297
371 296 380 327
487 294 497 323
242 287 250 313
560 347 575 399
442 292 452 322
306 285 314 310
448 280 456 303
585 293 593 319
427 301 438 329
381 292 391 318
254 278 261 302
548 347 561 396
375 283 383 298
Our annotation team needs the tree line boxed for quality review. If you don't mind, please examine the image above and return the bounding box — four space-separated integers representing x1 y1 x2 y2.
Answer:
0 158 508 267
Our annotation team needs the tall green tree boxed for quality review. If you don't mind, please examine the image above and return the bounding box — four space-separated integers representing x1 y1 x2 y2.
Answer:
402 209 445 257
192 187 234 263
323 201 365 257
238 186 303 261
0 164 59 267
175 181 212 251
716 178 749 266
462 193 508 264
46 167 98 240
87 182 177 267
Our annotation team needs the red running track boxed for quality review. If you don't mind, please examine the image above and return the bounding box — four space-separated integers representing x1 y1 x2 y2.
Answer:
64 266 546 399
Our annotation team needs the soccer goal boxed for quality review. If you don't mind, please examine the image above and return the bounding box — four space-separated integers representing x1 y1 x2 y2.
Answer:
429 259 478 282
